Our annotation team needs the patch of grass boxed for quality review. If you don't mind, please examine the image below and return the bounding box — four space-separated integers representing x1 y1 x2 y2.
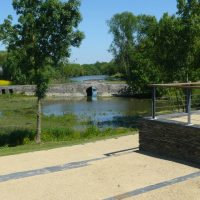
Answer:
42 127 75 142
0 131 137 157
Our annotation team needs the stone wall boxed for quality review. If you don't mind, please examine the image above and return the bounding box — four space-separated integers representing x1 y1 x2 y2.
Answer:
139 118 200 165
0 82 128 97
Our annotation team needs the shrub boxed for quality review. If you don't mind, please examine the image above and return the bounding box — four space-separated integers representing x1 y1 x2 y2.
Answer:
0 129 35 147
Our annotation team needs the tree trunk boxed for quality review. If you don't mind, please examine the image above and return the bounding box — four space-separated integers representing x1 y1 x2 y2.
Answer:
35 97 41 144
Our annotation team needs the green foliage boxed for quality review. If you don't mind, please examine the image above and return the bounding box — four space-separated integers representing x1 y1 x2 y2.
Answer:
155 0 200 82
108 1 200 96
2 50 29 83
155 13 181 82
0 0 84 142
108 12 159 95
35 71 49 99
0 126 133 147
107 12 137 77
82 126 100 138
59 61 120 79
42 127 75 142
0 51 7 66
0 0 84 88
0 51 7 78
0 129 35 147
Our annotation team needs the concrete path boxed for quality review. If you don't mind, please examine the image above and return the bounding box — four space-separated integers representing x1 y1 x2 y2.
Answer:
0 134 199 200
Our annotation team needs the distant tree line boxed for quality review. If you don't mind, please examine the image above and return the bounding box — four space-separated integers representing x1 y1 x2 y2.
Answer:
58 61 121 78
108 0 200 96
0 51 122 82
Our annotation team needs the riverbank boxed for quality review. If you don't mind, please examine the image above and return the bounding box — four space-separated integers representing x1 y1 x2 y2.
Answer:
0 95 136 156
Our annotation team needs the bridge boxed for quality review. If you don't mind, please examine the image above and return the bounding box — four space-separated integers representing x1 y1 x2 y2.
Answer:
0 82 128 97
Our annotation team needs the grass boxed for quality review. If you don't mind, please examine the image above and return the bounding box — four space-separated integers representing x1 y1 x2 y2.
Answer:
0 131 136 157
0 94 136 156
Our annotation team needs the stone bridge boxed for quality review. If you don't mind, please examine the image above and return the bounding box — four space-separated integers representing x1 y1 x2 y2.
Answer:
0 81 128 97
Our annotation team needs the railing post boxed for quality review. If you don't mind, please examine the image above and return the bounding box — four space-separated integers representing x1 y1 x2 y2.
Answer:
152 86 156 119
186 88 192 125
185 88 189 113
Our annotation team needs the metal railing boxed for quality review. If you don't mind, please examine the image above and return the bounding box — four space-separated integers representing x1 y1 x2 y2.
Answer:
149 82 200 125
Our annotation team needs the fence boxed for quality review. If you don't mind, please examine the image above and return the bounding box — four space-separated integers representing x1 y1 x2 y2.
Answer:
149 82 200 125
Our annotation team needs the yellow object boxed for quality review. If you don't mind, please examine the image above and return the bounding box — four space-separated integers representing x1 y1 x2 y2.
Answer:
0 80 12 86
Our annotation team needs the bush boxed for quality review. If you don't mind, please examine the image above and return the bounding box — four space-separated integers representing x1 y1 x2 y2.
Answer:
0 129 35 147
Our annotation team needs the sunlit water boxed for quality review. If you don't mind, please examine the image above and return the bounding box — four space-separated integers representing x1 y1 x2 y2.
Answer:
42 97 151 128
70 75 108 82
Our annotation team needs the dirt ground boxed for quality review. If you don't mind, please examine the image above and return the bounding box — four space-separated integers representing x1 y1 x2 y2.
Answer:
0 134 199 200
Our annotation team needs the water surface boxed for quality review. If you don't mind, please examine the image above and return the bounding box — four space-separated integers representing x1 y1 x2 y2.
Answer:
70 75 108 82
43 97 151 128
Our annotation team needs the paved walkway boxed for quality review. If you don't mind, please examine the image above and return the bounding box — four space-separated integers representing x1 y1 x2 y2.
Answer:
0 134 199 200
165 112 200 125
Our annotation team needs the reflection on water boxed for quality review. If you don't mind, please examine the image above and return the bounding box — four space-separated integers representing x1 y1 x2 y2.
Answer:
42 97 151 128
87 96 97 101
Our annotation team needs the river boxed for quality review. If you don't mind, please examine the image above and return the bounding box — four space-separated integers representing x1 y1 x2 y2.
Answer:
42 97 151 128
70 75 108 82
45 75 151 128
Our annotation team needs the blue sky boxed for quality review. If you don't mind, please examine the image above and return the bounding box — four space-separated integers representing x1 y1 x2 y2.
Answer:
0 0 177 64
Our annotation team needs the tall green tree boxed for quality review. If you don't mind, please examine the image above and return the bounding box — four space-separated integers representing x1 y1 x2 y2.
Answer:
108 0 200 95
176 0 200 81
108 12 159 95
0 0 84 143
156 0 200 82
155 13 182 82
107 12 137 79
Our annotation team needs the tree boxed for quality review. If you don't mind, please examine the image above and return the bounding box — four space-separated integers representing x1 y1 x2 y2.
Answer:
108 12 159 95
0 51 7 78
108 1 200 96
155 13 182 82
176 0 200 82
107 12 137 79
156 0 200 82
0 0 84 143
0 51 7 66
